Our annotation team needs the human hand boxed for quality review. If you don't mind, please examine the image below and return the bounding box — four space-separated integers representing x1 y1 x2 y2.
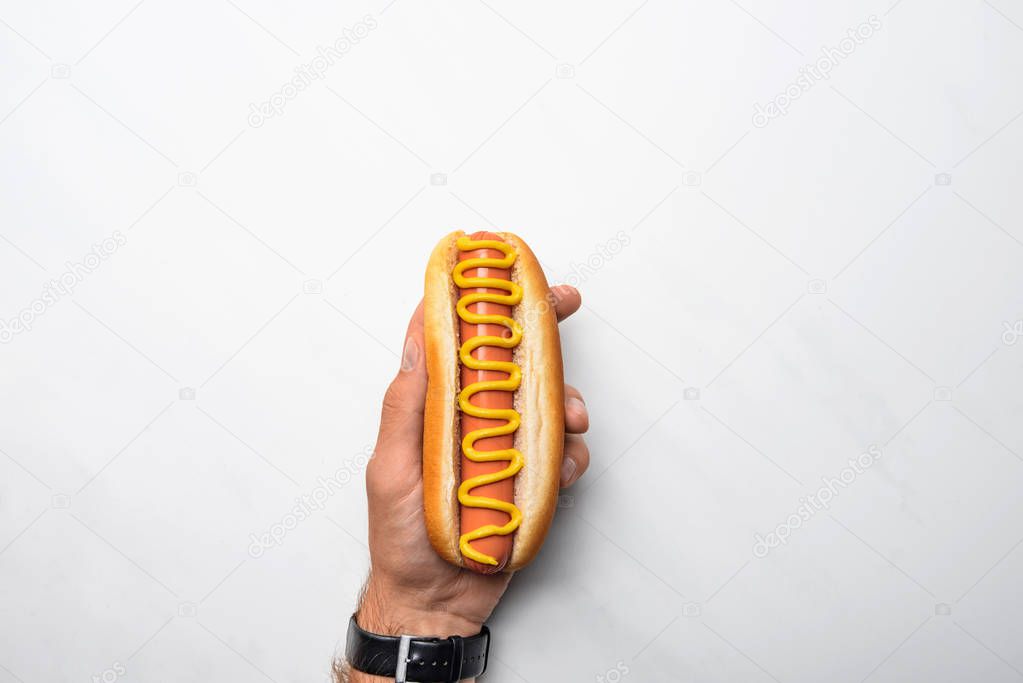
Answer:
346 284 589 679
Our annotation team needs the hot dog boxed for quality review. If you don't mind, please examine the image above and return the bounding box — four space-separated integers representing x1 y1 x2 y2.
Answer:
423 231 564 573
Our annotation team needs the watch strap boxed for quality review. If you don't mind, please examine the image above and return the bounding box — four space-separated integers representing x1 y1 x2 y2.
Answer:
345 615 490 682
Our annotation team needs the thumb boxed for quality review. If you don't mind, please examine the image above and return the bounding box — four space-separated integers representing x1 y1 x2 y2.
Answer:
376 300 427 452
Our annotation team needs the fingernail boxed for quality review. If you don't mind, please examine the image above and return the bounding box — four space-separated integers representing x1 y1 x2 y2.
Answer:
401 335 419 372
561 456 577 483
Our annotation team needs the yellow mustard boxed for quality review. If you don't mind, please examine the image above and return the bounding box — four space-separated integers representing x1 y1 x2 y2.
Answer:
452 236 524 566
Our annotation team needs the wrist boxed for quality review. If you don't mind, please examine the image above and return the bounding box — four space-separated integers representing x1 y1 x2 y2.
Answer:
358 578 484 638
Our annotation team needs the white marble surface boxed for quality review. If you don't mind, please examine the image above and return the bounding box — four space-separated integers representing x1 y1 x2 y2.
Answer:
2 1 1023 681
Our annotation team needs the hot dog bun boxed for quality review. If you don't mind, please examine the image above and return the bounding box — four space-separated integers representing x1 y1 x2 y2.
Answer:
423 231 564 572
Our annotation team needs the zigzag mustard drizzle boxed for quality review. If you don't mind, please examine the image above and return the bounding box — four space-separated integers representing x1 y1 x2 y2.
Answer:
453 235 524 566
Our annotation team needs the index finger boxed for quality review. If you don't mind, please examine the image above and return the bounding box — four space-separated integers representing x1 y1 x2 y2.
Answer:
550 285 581 321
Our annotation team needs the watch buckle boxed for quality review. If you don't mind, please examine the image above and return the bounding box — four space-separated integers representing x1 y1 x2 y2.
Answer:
394 635 412 683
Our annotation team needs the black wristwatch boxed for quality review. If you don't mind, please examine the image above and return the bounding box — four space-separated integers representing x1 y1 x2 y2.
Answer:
344 615 491 682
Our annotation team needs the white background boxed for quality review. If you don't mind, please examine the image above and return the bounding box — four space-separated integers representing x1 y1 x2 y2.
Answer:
2 0 1023 681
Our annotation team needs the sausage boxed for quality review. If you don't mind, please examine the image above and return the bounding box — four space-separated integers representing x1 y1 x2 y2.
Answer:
458 231 516 573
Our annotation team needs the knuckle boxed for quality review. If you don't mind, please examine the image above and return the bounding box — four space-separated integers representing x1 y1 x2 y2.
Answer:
380 380 407 422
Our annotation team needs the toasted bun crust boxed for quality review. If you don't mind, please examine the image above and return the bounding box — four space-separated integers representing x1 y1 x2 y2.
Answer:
423 231 564 572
